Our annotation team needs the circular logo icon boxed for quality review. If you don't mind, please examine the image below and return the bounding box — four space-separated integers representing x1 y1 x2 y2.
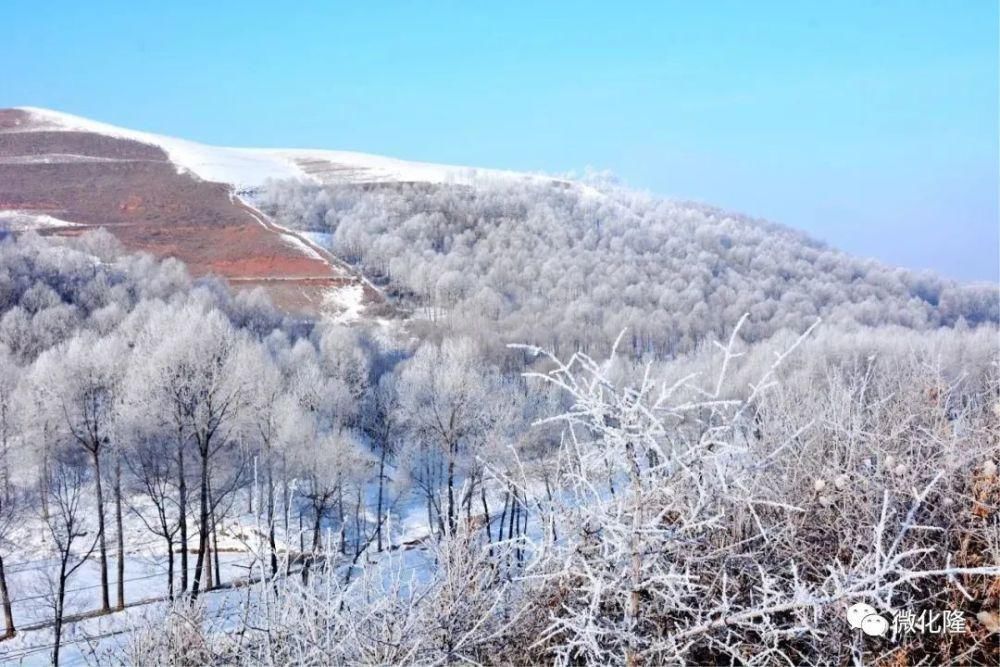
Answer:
847 602 888 636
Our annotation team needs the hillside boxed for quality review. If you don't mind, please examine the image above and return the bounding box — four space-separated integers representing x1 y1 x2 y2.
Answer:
0 110 996 666
0 107 589 318
260 177 998 356
1 107 995 353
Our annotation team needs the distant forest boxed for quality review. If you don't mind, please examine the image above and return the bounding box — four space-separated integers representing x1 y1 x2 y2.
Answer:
260 177 997 357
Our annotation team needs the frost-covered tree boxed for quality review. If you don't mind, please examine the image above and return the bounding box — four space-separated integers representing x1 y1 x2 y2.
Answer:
398 339 507 534
259 178 998 358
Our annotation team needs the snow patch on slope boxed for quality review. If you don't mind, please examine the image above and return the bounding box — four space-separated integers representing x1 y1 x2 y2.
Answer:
301 231 335 249
259 148 572 189
278 233 324 261
0 209 82 231
323 283 365 323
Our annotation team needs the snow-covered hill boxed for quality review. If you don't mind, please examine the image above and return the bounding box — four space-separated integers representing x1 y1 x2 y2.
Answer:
13 107 571 191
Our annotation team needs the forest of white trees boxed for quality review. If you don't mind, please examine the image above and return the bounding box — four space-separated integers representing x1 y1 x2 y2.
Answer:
0 193 997 664
259 177 998 358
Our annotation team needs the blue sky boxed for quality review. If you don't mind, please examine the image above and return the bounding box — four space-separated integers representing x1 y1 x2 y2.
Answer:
4 1 997 281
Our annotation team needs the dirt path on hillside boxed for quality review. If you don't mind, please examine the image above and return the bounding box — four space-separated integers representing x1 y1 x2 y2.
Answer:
230 196 386 304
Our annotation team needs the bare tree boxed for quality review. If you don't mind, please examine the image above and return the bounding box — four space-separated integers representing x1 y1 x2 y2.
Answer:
398 339 497 534
0 484 20 638
40 333 125 613
44 454 100 667
137 307 248 601
364 372 400 552
124 432 183 599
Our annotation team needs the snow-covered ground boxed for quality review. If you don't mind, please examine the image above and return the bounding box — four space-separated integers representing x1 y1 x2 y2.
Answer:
323 284 365 323
299 231 334 249
0 460 549 665
0 210 81 231
277 232 324 261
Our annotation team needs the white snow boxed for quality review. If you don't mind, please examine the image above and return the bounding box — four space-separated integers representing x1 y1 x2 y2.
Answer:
257 148 571 189
278 233 324 261
14 107 592 194
300 231 334 249
0 210 81 231
323 283 365 323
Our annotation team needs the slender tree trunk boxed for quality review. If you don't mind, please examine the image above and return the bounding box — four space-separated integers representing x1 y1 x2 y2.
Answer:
190 450 210 600
282 455 290 537
283 456 291 577
92 450 110 612
498 491 509 542
267 467 277 577
464 474 474 527
545 477 557 543
337 490 346 555
507 488 516 544
481 485 492 557
0 552 14 638
114 457 125 610
53 559 67 667
519 493 528 564
303 502 324 585
205 528 214 593
213 525 221 588
376 447 386 552
177 440 188 593
354 487 362 556
209 475 221 588
166 537 175 600
446 453 456 533
39 455 50 522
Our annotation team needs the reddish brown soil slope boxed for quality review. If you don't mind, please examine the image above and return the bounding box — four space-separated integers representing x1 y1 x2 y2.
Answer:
0 109 369 315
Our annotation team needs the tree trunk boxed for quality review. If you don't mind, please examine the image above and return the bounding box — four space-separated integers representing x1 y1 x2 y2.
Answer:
338 490 346 555
507 488 516 544
177 440 188 594
446 454 456 533
114 457 125 610
40 441 50 522
190 451 210 600
205 528 213 593
212 523 221 588
481 485 492 557
376 447 386 552
303 502 324 585
298 510 304 554
498 491 509 542
166 537 175 600
545 477 557 543
0 552 14 638
267 467 277 577
39 468 49 522
464 474 474 527
53 559 67 667
354 487 362 556
283 457 291 577
92 450 109 612
209 475 221 588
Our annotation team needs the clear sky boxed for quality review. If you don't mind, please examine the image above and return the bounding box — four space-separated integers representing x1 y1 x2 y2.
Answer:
4 1 997 281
